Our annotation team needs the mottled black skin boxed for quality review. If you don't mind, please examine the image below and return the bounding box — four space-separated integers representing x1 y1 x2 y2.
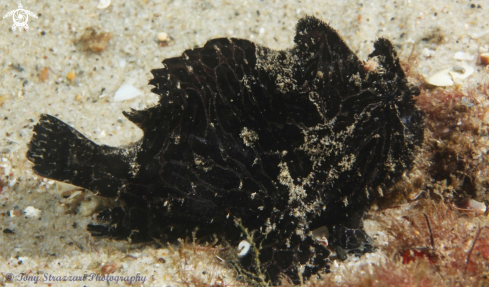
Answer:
27 16 424 284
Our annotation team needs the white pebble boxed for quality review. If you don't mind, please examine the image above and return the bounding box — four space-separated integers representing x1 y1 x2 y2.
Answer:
453 51 475 61
237 240 251 257
119 58 126 67
97 0 111 9
24 206 42 219
157 32 168 42
114 84 142 101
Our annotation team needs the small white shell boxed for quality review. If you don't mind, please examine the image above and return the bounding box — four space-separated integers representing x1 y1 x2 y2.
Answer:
425 65 474 87
114 84 142 101
97 0 111 10
453 51 475 61
237 240 251 257
24 206 42 219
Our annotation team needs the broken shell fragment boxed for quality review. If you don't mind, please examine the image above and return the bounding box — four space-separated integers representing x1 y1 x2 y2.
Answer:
237 240 251 257
113 84 142 101
57 182 84 197
449 65 474 80
453 51 475 61
311 226 329 247
471 30 489 39
311 226 329 239
97 0 111 10
61 190 86 213
454 198 486 216
425 65 474 86
79 194 105 216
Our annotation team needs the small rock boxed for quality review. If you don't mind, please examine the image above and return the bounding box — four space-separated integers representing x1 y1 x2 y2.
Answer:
3 228 14 234
157 32 168 42
66 72 76 84
24 206 42 219
9 209 21 217
480 53 489 65
40 67 49 82
114 84 142 101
